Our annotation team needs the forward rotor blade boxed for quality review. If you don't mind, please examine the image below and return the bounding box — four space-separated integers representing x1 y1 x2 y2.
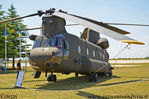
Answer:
53 11 144 45
66 24 79 26
15 27 42 31
66 23 149 27
105 23 149 27
0 10 44 24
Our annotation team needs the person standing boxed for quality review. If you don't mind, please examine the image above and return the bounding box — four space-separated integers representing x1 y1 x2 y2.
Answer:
17 59 21 78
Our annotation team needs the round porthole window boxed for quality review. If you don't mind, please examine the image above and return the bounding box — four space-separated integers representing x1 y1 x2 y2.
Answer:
93 50 95 57
103 54 105 60
78 45 81 54
87 48 89 55
99 52 102 58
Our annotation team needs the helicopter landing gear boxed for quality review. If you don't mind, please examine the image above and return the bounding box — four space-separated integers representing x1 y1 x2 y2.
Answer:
88 73 98 82
75 73 79 78
34 71 41 78
47 72 57 82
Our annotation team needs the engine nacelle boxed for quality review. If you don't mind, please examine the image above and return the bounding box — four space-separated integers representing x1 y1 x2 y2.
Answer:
97 38 109 49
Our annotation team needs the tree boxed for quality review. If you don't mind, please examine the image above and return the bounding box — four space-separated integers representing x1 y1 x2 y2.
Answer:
0 4 5 59
6 4 31 68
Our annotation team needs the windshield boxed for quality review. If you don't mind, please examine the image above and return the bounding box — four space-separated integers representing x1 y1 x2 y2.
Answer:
33 36 68 49
50 38 63 48
41 38 50 47
50 38 57 47
33 37 42 48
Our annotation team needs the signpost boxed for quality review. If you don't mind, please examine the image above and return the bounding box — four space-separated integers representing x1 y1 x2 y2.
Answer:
15 71 25 87
4 25 7 74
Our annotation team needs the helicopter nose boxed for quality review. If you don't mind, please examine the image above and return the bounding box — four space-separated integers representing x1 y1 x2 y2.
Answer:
29 47 59 64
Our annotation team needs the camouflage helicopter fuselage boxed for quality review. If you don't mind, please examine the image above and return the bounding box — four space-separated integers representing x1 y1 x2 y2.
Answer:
29 33 111 74
28 14 113 81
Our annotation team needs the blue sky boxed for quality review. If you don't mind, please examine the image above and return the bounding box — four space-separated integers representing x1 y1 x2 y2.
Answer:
1 0 149 58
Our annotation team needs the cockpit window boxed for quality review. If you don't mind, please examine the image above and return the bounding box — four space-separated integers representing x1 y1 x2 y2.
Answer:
57 39 63 48
50 38 63 48
33 37 42 48
41 38 50 47
50 38 56 47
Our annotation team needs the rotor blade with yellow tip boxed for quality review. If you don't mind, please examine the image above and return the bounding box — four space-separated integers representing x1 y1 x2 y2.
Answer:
120 40 145 45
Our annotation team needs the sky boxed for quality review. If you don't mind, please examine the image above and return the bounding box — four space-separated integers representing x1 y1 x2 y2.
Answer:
0 0 149 58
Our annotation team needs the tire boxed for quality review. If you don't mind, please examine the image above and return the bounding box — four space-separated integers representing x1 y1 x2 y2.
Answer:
88 73 98 82
47 75 52 82
51 75 57 82
105 72 112 77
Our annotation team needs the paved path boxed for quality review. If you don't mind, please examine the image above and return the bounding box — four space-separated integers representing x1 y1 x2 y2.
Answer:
110 59 149 67
7 63 31 67
109 60 149 63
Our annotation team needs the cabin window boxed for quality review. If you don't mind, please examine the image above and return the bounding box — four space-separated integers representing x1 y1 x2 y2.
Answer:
99 52 102 58
87 48 89 55
103 54 105 60
78 45 81 54
93 50 95 57
64 40 69 49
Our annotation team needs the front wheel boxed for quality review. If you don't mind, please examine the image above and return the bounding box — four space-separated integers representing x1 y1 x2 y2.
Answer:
105 72 112 77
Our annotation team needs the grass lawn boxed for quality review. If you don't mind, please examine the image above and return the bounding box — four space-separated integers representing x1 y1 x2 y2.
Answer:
0 63 149 99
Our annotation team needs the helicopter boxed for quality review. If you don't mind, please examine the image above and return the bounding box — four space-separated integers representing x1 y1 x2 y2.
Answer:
0 8 145 82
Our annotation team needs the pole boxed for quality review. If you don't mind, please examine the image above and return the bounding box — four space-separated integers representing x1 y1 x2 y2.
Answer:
5 37 7 74
19 38 21 59
25 36 27 72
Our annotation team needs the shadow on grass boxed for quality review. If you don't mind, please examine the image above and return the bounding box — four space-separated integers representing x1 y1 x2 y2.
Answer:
0 86 28 90
97 79 141 87
76 91 110 99
37 75 119 91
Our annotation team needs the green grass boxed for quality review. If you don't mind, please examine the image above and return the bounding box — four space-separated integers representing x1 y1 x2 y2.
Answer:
0 63 149 99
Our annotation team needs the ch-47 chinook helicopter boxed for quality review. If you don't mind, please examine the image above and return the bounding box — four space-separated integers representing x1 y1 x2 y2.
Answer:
0 8 146 82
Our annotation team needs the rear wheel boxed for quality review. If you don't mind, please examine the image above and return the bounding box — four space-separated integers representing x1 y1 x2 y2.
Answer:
75 73 79 78
88 73 98 82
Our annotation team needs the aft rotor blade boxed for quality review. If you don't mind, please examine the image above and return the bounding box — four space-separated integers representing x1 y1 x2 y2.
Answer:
53 11 144 45
0 10 44 24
